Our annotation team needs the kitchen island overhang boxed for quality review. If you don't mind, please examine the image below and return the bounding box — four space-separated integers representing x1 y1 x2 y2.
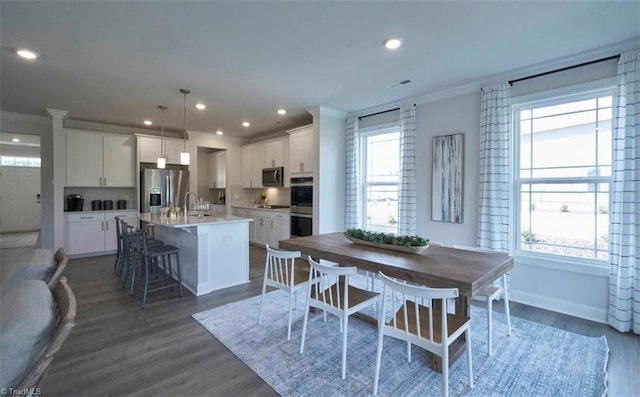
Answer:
139 213 253 296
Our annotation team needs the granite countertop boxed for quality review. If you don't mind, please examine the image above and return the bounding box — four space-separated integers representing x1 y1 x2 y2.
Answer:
139 212 252 228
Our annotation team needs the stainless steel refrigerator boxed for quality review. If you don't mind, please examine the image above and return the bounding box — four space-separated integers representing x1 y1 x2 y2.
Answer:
140 165 190 213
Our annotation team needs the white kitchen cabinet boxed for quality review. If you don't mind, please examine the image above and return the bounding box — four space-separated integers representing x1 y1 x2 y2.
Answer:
66 211 137 256
138 136 185 165
232 207 290 246
241 144 263 188
265 211 290 248
66 130 135 187
288 125 314 174
232 208 257 242
261 138 285 168
208 150 227 188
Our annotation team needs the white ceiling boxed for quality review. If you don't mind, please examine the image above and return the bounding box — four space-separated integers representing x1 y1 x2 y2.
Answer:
1 1 638 139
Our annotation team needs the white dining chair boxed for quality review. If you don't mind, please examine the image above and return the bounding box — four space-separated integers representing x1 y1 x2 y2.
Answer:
373 272 473 397
258 245 309 341
300 257 380 379
453 244 511 355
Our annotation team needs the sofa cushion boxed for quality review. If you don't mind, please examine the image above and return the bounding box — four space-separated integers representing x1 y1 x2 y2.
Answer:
0 280 56 390
1 249 55 298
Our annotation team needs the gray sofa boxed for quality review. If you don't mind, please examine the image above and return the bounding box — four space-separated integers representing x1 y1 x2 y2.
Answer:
0 248 75 393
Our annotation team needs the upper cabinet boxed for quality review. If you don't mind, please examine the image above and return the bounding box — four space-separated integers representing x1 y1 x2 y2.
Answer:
241 137 287 189
261 139 285 168
288 125 314 175
138 136 185 165
66 130 135 187
208 150 227 189
241 144 263 188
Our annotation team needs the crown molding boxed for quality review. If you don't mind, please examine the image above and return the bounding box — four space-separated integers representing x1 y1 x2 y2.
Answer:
1 110 51 124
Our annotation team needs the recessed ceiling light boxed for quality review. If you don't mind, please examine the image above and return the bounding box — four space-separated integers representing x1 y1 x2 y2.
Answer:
383 38 402 50
12 138 21 143
16 48 39 60
196 103 206 110
216 130 224 135
242 121 250 127
277 109 286 115
143 120 152 126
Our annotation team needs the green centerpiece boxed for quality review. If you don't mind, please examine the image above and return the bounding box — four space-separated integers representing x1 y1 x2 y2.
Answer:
344 228 429 254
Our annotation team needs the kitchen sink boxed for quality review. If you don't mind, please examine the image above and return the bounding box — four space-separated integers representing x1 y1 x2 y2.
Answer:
255 205 290 209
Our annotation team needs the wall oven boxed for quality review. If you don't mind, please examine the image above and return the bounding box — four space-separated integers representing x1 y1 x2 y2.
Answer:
290 176 313 237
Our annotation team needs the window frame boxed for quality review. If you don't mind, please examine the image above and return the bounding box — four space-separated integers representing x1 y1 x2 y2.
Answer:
511 78 616 267
359 123 401 233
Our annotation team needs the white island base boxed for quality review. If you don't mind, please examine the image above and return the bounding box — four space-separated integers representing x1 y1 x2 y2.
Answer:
139 213 252 296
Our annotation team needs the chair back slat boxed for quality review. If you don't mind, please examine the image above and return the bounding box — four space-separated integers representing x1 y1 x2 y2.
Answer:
307 257 357 311
265 245 301 289
378 272 459 346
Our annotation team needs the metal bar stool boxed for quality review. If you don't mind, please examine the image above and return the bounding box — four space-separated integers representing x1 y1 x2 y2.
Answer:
131 228 183 308
119 220 163 288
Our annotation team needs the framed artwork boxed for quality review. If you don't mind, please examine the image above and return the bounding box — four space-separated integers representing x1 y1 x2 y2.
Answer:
432 133 464 223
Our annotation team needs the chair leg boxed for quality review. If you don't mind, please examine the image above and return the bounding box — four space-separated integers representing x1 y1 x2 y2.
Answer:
287 288 296 341
487 297 493 356
442 344 449 397
407 342 412 363
341 313 348 379
466 328 474 389
258 273 268 325
299 286 311 354
373 327 384 395
175 253 183 298
142 254 150 309
503 275 512 336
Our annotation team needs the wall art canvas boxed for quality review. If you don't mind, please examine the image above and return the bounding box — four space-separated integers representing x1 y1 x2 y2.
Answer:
432 133 464 223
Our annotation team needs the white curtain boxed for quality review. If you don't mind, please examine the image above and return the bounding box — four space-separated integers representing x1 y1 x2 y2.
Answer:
608 49 640 334
398 104 417 235
345 117 361 229
477 83 511 252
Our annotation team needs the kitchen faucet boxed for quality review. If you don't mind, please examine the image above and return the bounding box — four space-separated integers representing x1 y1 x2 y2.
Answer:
184 191 199 217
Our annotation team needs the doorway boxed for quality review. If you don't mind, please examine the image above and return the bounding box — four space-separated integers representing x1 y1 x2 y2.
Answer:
0 133 41 238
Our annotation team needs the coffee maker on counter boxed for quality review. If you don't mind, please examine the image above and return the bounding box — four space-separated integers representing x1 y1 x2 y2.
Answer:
66 194 84 211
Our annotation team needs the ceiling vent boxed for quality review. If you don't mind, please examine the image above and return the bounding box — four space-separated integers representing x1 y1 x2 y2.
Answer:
386 79 412 89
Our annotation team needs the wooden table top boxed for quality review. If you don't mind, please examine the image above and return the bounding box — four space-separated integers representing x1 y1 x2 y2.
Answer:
279 232 513 297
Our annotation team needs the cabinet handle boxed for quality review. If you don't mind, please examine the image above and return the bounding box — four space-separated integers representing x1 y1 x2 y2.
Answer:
103 176 107 186
80 216 92 219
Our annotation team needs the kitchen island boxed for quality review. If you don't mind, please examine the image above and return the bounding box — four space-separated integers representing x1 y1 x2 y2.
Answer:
139 213 252 296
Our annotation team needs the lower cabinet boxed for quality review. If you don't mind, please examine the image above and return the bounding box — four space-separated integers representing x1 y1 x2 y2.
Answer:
66 211 137 256
231 207 290 247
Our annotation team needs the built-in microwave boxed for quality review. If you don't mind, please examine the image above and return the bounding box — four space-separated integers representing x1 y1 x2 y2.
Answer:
262 167 284 187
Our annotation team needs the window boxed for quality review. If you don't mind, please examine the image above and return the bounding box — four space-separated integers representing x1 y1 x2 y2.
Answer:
0 156 41 167
514 87 613 261
361 127 400 233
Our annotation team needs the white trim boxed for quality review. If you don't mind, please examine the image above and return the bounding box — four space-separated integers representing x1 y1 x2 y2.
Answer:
509 288 607 324
515 253 608 277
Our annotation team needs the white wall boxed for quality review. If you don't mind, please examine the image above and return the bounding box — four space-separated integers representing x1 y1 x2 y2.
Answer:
311 106 346 234
415 92 481 246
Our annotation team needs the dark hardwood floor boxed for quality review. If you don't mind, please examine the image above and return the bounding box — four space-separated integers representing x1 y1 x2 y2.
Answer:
36 246 638 396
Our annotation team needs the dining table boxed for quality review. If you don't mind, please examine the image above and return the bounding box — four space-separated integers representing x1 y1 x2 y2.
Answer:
279 232 514 371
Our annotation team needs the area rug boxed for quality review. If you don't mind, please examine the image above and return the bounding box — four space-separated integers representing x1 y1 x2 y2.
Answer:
193 282 608 396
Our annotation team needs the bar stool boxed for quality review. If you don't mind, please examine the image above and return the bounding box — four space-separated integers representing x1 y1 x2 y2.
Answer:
119 220 163 287
131 228 183 308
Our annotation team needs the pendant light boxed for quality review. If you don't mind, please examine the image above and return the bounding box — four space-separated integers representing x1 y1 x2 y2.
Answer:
157 105 168 169
179 88 191 165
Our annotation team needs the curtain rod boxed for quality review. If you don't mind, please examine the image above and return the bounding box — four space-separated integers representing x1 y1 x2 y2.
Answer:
358 104 415 120
508 54 620 86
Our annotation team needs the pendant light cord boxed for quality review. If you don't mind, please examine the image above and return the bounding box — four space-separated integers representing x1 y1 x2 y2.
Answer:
159 105 167 156
181 89 190 151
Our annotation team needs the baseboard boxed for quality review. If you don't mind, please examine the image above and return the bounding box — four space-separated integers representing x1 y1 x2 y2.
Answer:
509 289 608 324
